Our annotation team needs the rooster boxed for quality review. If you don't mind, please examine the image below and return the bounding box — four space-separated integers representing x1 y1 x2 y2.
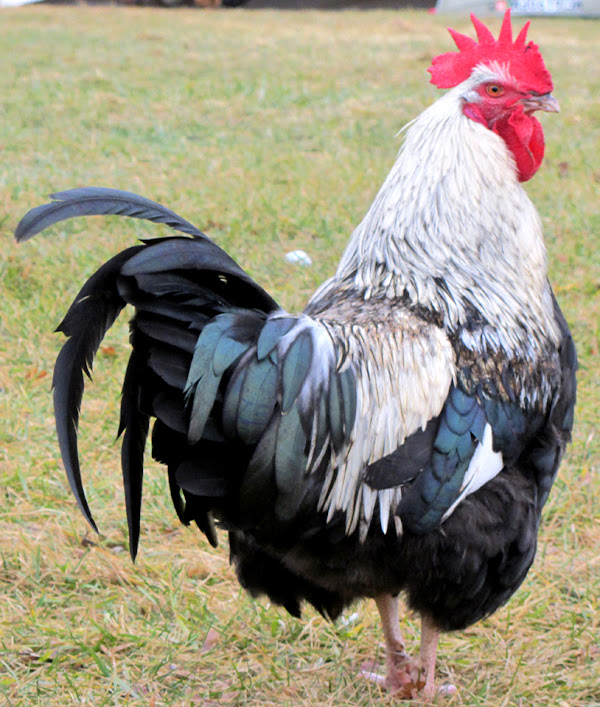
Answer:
16 11 576 699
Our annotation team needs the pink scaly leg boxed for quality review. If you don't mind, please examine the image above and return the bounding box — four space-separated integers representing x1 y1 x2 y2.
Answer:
361 594 424 697
419 614 440 699
419 614 456 700
377 594 410 689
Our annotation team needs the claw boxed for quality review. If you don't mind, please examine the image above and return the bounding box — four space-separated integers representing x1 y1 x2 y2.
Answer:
360 661 456 700
359 658 426 699
438 683 458 697
359 660 387 688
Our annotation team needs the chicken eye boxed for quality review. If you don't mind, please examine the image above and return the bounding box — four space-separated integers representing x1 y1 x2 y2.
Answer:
486 84 505 97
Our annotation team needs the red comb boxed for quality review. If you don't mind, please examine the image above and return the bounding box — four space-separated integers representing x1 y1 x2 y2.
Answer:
428 10 553 94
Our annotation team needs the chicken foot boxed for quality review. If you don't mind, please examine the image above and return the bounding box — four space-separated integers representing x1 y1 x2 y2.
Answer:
361 595 454 700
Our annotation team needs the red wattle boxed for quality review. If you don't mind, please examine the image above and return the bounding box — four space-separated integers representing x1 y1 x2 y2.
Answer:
492 107 545 182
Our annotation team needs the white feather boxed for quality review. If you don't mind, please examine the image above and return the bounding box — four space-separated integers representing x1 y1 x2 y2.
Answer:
442 423 504 521
316 313 455 535
309 73 561 358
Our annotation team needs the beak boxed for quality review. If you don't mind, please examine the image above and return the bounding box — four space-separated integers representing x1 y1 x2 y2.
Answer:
522 93 560 114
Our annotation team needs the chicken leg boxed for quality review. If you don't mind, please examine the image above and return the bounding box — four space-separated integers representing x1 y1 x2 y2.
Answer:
362 595 449 700
361 594 425 697
418 613 440 699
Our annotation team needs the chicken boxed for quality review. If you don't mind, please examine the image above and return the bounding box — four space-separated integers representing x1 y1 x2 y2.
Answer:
15 11 576 700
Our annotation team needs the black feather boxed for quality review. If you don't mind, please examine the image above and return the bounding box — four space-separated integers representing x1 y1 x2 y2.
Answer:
121 238 279 313
151 392 188 434
281 331 313 413
365 417 438 490
237 357 279 444
221 353 250 439
256 316 296 360
147 346 190 390
327 370 345 450
134 314 198 354
118 349 150 561
132 272 224 300
52 247 143 531
274 405 308 521
238 416 279 523
14 187 207 242
175 459 229 497
339 368 357 439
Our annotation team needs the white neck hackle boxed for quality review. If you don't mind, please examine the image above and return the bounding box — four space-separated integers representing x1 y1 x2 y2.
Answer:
309 76 560 357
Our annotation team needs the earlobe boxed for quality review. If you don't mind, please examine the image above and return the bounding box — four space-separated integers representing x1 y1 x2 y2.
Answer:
463 104 488 127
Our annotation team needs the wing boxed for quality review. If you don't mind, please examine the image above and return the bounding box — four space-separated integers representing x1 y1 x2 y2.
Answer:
365 293 575 536
314 306 456 539
154 300 458 544
394 387 518 534
366 379 552 536
135 286 575 547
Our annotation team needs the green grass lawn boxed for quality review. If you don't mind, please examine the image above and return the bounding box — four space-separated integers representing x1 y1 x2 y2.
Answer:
0 7 598 706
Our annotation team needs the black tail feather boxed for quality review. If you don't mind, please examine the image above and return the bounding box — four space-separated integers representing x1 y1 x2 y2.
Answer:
14 187 207 242
118 347 150 561
16 188 282 557
52 247 144 531
122 237 278 313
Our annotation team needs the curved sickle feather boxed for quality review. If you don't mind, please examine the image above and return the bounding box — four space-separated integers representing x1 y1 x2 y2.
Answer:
14 187 208 242
53 339 98 532
52 248 144 532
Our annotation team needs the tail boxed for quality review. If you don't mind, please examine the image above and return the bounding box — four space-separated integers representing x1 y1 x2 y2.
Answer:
14 187 207 242
15 188 280 558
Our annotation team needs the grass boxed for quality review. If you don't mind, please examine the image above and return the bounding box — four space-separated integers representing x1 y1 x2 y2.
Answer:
0 6 599 706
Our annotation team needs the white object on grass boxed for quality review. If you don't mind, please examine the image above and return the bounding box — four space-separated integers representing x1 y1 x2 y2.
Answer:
285 250 312 266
